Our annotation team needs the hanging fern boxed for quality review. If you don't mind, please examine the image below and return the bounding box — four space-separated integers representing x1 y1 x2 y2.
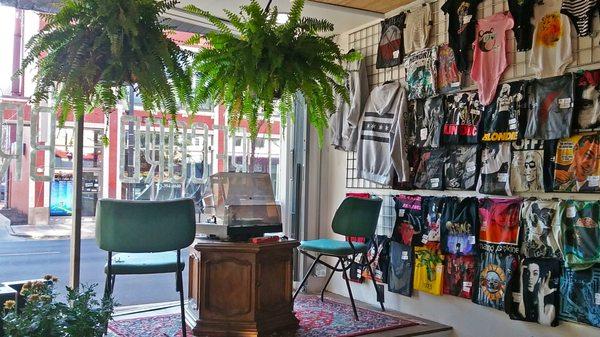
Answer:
185 0 360 142
17 0 193 132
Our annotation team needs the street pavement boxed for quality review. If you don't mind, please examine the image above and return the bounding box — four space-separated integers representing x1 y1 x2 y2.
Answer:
0 238 189 306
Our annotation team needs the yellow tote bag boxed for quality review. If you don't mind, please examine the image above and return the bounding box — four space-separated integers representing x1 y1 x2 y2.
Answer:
413 246 444 295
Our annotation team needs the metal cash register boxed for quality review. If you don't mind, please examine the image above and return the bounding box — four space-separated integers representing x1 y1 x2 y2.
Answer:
196 172 282 241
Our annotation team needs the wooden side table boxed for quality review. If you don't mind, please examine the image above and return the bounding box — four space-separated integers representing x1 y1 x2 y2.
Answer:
186 238 299 336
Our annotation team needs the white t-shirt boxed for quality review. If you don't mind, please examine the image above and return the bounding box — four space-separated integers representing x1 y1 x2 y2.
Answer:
529 4 573 78
403 4 432 55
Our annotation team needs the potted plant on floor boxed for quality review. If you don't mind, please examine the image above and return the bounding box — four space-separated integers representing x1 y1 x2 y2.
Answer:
184 0 360 170
17 0 194 142
1 275 113 337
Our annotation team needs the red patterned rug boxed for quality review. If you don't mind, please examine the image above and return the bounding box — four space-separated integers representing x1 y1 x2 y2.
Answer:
108 296 420 337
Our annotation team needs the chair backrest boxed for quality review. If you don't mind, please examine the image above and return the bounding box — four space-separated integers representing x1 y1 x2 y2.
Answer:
95 198 196 253
331 197 383 238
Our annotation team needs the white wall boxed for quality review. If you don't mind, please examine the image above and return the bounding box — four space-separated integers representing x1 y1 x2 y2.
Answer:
311 0 600 336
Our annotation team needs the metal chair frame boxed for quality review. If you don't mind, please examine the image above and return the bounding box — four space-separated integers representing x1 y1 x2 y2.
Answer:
103 250 187 337
292 238 385 320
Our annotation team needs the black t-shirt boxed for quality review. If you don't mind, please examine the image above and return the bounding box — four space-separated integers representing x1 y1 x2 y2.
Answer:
440 196 479 256
505 258 561 327
444 145 478 190
405 100 423 147
417 96 445 148
477 142 512 195
387 241 414 297
441 0 482 71
573 70 600 133
525 74 575 140
482 81 528 142
392 194 424 246
508 0 536 51
559 265 600 328
392 145 421 190
376 13 406 69
422 196 447 245
442 91 483 144
414 148 446 190
363 235 391 283
543 139 558 192
473 251 518 310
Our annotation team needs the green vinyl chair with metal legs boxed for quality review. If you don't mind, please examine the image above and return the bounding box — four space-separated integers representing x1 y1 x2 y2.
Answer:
293 197 384 320
95 198 196 337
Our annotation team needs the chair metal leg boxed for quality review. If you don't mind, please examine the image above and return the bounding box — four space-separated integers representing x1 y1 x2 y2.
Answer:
341 258 359 321
104 252 113 298
365 262 385 311
293 253 322 301
176 250 187 337
320 259 340 302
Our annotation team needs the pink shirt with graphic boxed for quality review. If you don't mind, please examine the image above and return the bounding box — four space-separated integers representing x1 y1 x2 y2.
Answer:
471 12 514 105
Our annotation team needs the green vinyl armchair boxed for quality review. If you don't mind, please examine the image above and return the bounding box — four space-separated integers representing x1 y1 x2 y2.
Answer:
95 198 196 337
293 196 384 320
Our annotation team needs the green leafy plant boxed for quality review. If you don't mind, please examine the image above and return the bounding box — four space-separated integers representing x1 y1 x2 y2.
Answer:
2 275 114 337
185 0 360 143
416 249 444 282
17 0 193 138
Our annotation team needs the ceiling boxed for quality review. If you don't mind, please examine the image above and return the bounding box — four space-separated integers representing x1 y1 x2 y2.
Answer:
176 0 384 34
309 0 413 14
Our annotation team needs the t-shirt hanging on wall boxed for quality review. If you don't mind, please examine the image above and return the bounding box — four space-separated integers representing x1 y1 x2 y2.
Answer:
559 265 600 328
478 197 522 255
482 81 528 142
417 95 445 148
529 7 573 78
437 43 462 94
404 46 438 100
441 0 483 72
471 11 514 106
440 196 479 256
553 133 600 193
444 145 478 190
393 145 422 191
543 140 559 192
473 251 518 310
477 142 512 195
405 99 423 147
443 254 476 299
362 235 390 283
557 199 600 271
414 148 446 190
403 3 432 55
413 246 445 295
510 139 546 193
388 241 414 296
508 0 536 51
392 194 424 246
524 74 574 140
376 13 406 69
520 199 562 259
573 70 600 133
505 257 561 326
442 91 483 144
422 196 447 246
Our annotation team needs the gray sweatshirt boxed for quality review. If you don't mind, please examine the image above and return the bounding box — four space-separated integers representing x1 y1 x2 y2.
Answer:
329 59 369 151
356 82 409 186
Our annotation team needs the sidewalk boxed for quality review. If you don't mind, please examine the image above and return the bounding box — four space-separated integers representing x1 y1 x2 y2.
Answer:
1 214 96 240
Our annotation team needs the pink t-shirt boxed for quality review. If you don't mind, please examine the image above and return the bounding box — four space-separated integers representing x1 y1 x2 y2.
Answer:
471 12 514 106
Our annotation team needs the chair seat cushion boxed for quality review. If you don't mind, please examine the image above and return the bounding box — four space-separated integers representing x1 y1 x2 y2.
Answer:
299 239 368 256
105 251 185 275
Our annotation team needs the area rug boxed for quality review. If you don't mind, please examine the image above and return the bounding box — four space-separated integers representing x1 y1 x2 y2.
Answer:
108 296 420 337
